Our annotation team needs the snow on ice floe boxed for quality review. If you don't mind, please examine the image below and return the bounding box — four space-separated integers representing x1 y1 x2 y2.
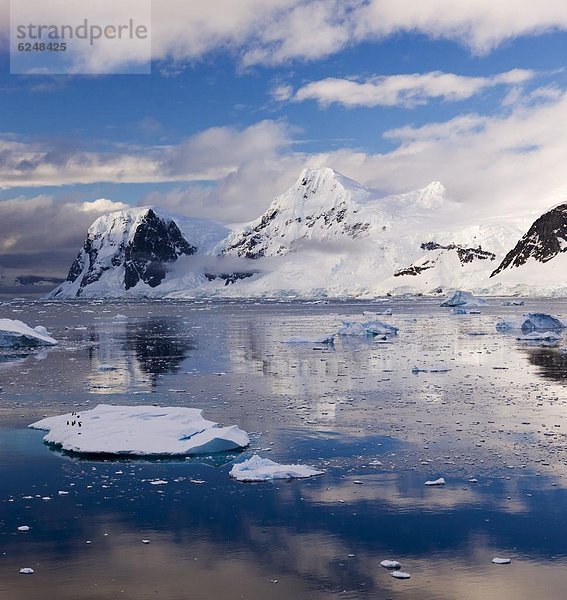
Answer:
496 313 566 334
337 320 398 337
0 319 57 348
284 334 335 345
229 454 324 482
440 290 485 307
29 404 250 456
391 571 411 579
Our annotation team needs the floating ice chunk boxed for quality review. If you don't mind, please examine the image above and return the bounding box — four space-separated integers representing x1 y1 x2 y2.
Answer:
98 364 118 371
19 568 34 574
142 539 150 544
363 309 393 316
441 290 485 307
516 331 562 342
391 571 411 579
451 307 467 315
492 557 511 564
502 300 524 306
285 334 335 345
229 454 324 482
338 320 398 337
496 313 566 334
113 314 127 320
29 404 250 456
412 366 451 374
425 477 445 486
17 525 30 532
380 560 401 569
0 319 57 348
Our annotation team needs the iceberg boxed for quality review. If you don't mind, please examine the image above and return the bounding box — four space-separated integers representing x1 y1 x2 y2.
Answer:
440 290 485 307
29 404 250 456
496 313 566 334
229 454 324 482
337 320 398 337
0 319 58 348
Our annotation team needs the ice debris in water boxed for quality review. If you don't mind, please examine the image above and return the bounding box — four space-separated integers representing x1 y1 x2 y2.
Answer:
440 290 485 307
29 404 250 456
425 477 446 486
338 320 398 337
0 318 58 348
380 560 401 569
19 568 34 575
496 313 566 334
391 571 411 579
516 331 562 342
229 454 324 482
285 334 335 345
492 557 512 564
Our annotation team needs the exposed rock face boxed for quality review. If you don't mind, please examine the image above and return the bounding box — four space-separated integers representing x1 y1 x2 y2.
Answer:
491 203 567 277
53 208 195 297
394 242 496 277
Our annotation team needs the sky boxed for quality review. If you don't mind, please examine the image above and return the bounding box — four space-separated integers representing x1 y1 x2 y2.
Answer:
0 0 566 284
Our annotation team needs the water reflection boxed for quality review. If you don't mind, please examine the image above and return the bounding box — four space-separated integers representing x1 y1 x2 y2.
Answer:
524 346 567 381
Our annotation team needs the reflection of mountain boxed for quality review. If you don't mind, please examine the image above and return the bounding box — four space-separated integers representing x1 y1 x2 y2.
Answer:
87 318 196 392
524 347 567 382
127 319 197 379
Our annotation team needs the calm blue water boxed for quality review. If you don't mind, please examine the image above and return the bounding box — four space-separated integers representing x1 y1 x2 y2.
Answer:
1 298 567 599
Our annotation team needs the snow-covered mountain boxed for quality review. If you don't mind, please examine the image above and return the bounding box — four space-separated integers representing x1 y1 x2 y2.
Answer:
50 208 196 298
47 169 567 299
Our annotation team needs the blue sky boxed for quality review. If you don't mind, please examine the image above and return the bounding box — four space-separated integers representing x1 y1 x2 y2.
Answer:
0 0 566 280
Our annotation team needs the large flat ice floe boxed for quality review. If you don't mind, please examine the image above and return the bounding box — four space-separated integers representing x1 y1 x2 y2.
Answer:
0 319 58 348
496 313 566 334
29 404 250 456
229 455 324 482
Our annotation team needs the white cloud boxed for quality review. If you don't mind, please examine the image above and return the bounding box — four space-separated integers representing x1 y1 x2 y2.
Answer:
79 198 129 212
1 0 566 68
293 69 535 108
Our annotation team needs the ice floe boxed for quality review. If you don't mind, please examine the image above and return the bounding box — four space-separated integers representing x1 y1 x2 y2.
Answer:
337 320 398 337
391 571 411 579
0 319 58 348
380 560 401 569
19 568 34 574
229 454 324 482
29 404 250 456
425 477 446 486
492 557 512 565
516 331 562 342
441 290 485 307
496 313 566 334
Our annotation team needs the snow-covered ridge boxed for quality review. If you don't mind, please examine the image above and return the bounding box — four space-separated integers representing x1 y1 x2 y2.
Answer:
46 168 567 299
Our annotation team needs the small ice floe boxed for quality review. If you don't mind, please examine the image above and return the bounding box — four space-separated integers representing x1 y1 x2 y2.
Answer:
149 479 168 486
338 320 398 337
98 364 118 371
17 525 30 532
412 366 451 374
58 490 69 495
113 314 127 320
363 309 393 316
425 477 446 486
19 568 34 575
440 290 485 308
0 319 58 348
502 300 524 306
451 307 467 315
391 571 411 579
142 539 150 544
380 560 401 569
285 334 335 345
29 404 250 456
496 313 566 334
516 331 562 342
492 557 511 565
229 454 324 482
